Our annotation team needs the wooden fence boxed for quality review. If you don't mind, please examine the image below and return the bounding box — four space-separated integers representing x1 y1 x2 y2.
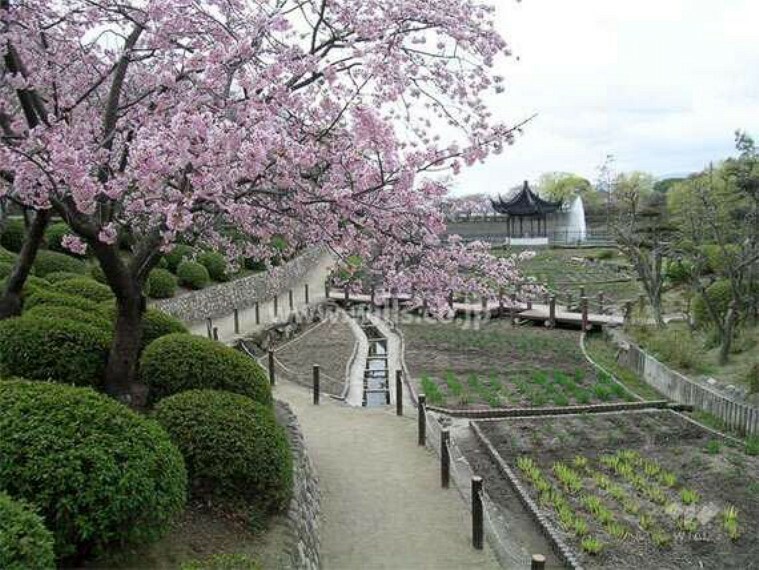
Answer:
609 330 759 437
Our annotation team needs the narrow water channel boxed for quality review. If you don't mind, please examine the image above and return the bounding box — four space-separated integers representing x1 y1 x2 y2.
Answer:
359 315 390 408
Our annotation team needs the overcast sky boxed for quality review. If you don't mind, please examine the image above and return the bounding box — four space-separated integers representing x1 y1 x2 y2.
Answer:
450 0 759 196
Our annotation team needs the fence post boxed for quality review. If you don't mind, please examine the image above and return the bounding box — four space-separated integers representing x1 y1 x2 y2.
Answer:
580 285 585 299
233 309 240 334
624 301 633 325
472 476 483 550
396 370 403 416
448 291 454 309
255 302 260 325
598 291 605 314
212 327 219 341
344 287 349 303
325 280 330 299
289 289 294 311
304 283 309 304
549 296 556 328
566 292 573 309
527 297 533 310
206 318 213 339
418 394 427 446
268 349 275 386
371 286 376 306
441 429 450 488
498 288 504 313
531 554 546 570
274 295 278 317
581 296 589 331
481 296 487 312
313 365 320 405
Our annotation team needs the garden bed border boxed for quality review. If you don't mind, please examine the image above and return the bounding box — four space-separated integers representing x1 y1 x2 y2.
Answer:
470 421 583 570
426 399 689 419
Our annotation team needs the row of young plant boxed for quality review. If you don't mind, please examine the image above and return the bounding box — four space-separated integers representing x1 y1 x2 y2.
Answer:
0 267 290 568
419 367 630 408
516 448 741 559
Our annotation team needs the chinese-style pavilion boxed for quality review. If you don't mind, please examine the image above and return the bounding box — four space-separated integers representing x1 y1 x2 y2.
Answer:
490 181 563 238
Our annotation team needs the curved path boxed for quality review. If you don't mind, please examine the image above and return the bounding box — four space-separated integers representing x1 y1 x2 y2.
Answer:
274 380 499 570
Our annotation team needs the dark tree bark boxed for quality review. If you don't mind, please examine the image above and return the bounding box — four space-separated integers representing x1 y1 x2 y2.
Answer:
0 209 50 318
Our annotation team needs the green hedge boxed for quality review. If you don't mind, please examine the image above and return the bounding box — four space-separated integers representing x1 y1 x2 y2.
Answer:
0 317 110 387
176 260 210 290
24 289 100 313
32 250 86 277
139 334 271 405
53 277 114 303
693 279 733 327
198 251 228 282
0 261 13 278
0 381 187 561
165 244 193 273
0 492 55 570
155 390 291 511
0 275 51 301
0 218 26 253
23 305 112 335
98 305 186 349
90 263 107 284
0 246 17 264
42 271 83 284
145 268 177 299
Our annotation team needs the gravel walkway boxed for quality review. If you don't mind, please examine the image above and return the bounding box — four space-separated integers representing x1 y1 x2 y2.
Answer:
274 380 499 570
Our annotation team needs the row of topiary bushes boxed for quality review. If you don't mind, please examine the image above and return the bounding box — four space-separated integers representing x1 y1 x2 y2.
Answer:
0 264 292 567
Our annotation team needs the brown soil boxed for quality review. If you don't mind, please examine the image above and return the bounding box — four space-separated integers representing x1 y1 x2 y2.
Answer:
474 410 759 569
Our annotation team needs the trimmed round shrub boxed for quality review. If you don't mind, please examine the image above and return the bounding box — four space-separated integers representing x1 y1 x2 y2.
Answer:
197 251 228 282
0 261 13 278
0 317 110 387
32 250 86 277
155 390 291 510
53 277 114 303
693 279 733 327
176 260 210 290
0 218 26 253
165 244 193 273
0 275 51 302
89 263 107 284
140 334 272 405
0 491 55 570
24 305 112 335
665 259 694 285
42 271 83 284
24 289 100 313
44 222 85 257
142 309 187 349
0 246 17 264
145 268 177 299
0 381 187 560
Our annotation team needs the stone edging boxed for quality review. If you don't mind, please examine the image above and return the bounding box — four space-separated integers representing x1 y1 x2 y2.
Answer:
470 421 584 570
426 400 675 419
275 400 321 570
579 332 644 402
152 246 329 323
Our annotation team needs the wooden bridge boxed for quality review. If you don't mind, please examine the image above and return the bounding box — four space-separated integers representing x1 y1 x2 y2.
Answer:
327 289 624 329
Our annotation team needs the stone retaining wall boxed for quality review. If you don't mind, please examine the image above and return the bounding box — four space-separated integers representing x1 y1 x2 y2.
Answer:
152 247 333 341
275 401 321 570
607 328 759 436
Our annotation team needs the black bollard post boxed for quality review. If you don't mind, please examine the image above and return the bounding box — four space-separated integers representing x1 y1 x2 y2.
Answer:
233 309 240 334
472 476 483 550
549 296 556 328
273 295 278 317
305 283 310 304
289 289 294 311
255 302 260 325
396 370 403 416
531 554 546 570
313 365 320 405
268 349 275 386
212 327 219 341
418 394 427 446
441 429 450 488
581 296 589 331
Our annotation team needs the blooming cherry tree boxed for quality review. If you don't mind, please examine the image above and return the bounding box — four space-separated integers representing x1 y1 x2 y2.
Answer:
1 0 524 401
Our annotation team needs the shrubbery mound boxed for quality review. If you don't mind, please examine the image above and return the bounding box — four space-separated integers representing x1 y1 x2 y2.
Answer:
24 289 100 313
197 251 229 282
42 271 84 284
145 268 178 299
53 277 114 303
165 244 193 273
24 305 112 335
176 260 210 289
140 334 271 405
0 316 110 387
155 390 291 510
0 381 187 560
32 251 86 277
0 218 26 253
0 491 55 570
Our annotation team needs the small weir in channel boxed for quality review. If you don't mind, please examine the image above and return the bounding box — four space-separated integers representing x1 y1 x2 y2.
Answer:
358 315 391 408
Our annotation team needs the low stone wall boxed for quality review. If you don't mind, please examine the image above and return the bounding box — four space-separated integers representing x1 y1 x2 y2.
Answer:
151 246 334 342
607 328 759 436
275 401 321 570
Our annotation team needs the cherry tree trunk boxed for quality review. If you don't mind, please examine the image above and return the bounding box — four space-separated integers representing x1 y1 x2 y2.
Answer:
0 210 50 319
